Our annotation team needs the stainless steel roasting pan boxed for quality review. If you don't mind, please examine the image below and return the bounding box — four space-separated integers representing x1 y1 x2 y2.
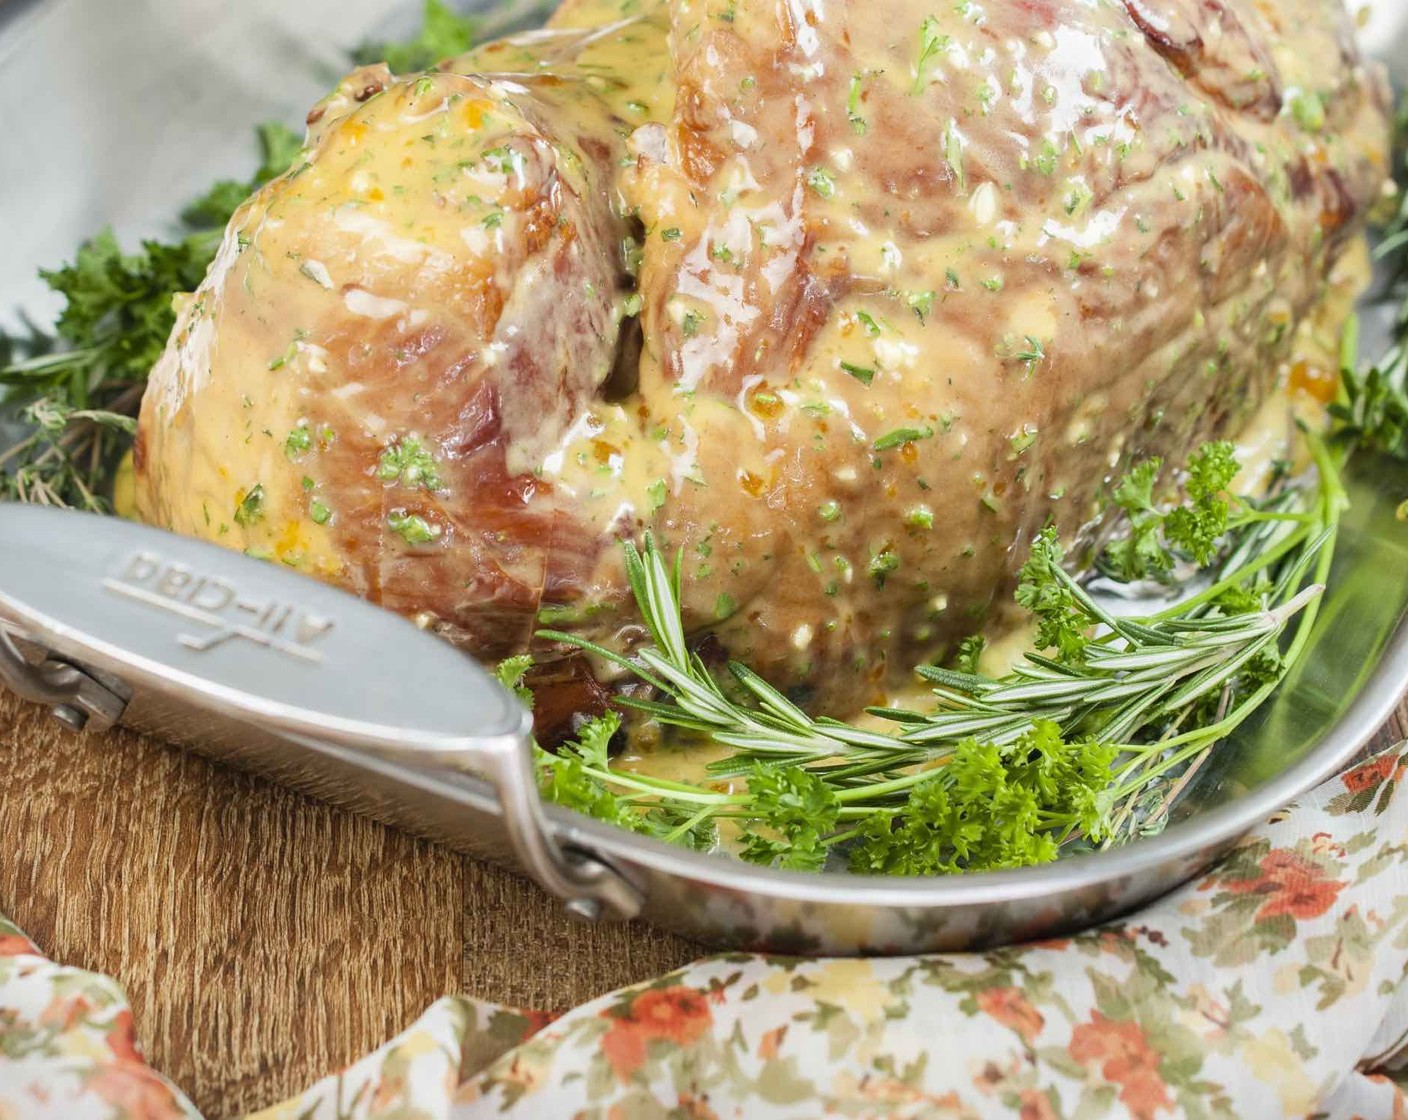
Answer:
2 0 1407 954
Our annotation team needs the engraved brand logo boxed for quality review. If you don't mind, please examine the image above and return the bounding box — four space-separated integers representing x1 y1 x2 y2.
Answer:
102 552 334 663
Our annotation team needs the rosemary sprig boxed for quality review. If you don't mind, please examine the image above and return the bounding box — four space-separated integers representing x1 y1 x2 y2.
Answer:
1 21 1399 878
538 439 1342 872
534 105 1404 871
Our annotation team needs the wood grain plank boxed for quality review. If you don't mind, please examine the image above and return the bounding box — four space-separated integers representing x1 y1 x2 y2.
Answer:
1372 703 1408 752
0 692 465 1118
460 860 700 1012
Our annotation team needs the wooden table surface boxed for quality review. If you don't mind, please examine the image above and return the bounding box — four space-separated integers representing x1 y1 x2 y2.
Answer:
2 689 1406 1117
0 691 700 1117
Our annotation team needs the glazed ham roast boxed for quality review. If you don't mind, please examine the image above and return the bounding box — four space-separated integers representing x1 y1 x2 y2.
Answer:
134 0 1390 715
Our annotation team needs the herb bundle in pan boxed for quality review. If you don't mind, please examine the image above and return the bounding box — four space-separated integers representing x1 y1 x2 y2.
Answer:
535 435 1343 873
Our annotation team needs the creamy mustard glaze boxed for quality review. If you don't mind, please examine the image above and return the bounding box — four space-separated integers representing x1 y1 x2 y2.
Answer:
591 0 1388 714
624 235 1372 788
135 2 674 656
134 0 1391 715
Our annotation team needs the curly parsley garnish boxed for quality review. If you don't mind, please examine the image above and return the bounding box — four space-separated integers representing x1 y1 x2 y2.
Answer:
1099 441 1239 582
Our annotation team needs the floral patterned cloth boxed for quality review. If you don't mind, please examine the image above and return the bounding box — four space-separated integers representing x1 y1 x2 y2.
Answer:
7 745 1408 1119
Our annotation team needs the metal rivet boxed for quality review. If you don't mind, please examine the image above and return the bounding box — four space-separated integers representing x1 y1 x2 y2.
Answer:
564 897 603 924
50 705 88 732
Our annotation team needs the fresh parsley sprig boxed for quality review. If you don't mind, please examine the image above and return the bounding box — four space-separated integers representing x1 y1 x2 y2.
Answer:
353 0 478 73
537 96 1396 873
1097 441 1242 581
496 655 723 853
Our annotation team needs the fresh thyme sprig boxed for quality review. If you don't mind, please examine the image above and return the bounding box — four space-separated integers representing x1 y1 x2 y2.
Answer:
0 122 302 511
0 1 473 513
537 438 1342 872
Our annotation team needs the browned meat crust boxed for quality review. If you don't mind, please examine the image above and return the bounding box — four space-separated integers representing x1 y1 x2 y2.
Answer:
135 0 1390 714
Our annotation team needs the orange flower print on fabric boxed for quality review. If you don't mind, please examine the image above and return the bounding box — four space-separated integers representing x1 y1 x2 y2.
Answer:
1225 849 1346 922
975 986 1045 1043
601 986 713 1082
758 1024 788 1060
631 987 712 1046
1068 1012 1173 1120
1018 1088 1061 1120
39 991 94 1032
601 1019 649 1083
0 931 36 957
105 1008 145 1065
1343 754 1402 795
84 1066 191 1120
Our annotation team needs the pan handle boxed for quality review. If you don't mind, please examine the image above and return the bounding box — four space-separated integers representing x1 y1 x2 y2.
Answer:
0 503 642 922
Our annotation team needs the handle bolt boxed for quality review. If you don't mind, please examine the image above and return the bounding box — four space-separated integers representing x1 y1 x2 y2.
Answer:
564 897 604 923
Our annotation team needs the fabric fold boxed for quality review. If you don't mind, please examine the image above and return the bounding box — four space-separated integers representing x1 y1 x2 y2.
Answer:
6 746 1408 1119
